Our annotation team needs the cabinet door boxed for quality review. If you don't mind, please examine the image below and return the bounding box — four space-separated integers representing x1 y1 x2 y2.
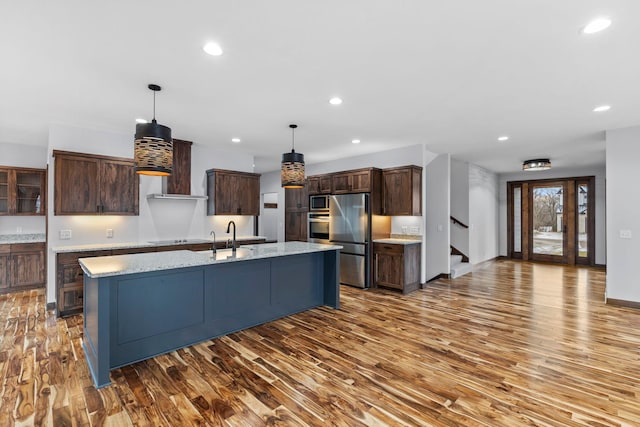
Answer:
285 187 308 212
0 247 9 289
238 174 260 215
0 169 9 214
350 170 372 193
318 175 332 194
374 244 404 290
55 155 100 214
208 170 261 215
15 169 46 215
100 159 139 215
10 243 45 288
307 177 320 195
214 172 238 214
285 211 307 241
383 166 422 216
331 173 352 194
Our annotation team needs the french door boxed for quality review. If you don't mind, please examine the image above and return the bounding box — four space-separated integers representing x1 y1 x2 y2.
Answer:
507 177 594 265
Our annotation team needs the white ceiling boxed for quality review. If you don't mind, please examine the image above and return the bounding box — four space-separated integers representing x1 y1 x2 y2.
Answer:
2 1 639 173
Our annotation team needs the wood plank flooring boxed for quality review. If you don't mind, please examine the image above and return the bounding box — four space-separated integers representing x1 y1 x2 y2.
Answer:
1 260 639 426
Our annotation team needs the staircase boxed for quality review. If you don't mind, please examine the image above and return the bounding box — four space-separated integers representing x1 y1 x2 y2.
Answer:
450 253 472 279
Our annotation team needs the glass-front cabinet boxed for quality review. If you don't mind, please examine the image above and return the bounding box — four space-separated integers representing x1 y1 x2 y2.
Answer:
0 167 46 216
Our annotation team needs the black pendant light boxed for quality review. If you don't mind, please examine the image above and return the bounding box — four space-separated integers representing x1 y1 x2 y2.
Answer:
522 158 551 171
134 84 173 176
281 124 305 188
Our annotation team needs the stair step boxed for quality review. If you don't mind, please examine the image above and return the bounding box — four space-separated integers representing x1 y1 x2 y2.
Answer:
451 262 472 279
450 254 463 266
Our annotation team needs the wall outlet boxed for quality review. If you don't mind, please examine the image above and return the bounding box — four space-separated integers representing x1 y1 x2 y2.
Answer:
59 229 72 240
401 226 408 234
106 228 114 238
16 226 22 234
437 224 444 232
620 229 632 239
409 226 420 234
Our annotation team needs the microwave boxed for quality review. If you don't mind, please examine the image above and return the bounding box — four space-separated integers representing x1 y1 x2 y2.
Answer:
310 195 330 211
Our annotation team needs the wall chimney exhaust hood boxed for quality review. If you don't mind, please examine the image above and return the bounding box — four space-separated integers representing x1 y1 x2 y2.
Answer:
146 139 207 200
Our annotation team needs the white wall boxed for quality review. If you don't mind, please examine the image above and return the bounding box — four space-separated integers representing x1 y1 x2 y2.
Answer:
469 164 499 264
450 158 469 256
605 125 640 302
0 142 48 234
498 165 606 265
45 123 255 304
259 171 286 243
424 153 450 281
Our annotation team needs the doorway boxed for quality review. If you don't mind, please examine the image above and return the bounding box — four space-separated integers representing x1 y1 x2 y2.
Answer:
507 177 595 265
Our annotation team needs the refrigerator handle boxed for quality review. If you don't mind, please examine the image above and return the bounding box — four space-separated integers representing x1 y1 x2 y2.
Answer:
365 193 369 212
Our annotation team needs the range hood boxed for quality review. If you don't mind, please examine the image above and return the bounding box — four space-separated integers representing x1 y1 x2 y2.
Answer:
146 193 207 200
147 139 207 200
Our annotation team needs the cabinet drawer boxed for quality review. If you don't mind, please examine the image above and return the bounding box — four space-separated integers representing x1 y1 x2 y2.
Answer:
373 242 404 254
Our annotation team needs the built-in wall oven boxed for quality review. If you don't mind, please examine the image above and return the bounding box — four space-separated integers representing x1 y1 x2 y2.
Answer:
307 212 330 243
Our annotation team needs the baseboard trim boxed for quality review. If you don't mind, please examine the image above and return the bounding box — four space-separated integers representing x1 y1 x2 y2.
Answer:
425 273 450 284
606 298 640 310
46 302 56 312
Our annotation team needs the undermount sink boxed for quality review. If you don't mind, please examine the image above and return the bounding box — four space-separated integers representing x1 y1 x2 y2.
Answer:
197 247 253 260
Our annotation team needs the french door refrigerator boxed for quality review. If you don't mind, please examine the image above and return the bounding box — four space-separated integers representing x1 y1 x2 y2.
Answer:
329 193 369 288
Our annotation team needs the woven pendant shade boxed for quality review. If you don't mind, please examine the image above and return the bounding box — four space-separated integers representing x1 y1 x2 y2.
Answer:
134 84 173 176
281 124 305 188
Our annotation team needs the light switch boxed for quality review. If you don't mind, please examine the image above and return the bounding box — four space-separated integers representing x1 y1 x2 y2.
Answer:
620 229 632 239
106 228 114 238
437 224 443 232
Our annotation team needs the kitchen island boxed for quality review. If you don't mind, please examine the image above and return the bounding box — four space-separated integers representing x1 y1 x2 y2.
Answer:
79 242 341 388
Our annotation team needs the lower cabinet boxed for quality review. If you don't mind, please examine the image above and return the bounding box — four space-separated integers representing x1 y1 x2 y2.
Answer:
373 242 421 294
0 242 46 293
285 211 307 242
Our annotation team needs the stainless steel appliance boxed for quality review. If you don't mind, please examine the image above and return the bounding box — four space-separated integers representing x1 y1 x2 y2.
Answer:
309 195 330 211
330 193 369 288
307 212 330 243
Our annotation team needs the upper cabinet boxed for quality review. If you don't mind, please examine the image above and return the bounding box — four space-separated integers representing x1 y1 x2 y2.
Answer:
53 150 139 215
307 174 332 195
206 169 261 215
331 168 381 194
382 165 422 216
163 139 192 195
0 166 46 216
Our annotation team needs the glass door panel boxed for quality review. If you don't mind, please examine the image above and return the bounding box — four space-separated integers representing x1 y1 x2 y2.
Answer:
0 170 8 214
532 184 564 256
15 171 42 214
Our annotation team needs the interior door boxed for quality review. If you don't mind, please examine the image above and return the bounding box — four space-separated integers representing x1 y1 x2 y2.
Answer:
529 181 568 263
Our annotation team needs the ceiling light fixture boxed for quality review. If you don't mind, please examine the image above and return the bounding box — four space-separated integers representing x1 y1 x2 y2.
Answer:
593 105 611 112
134 84 173 176
582 17 612 34
498 136 509 141
135 118 148 124
352 139 361 144
203 42 223 56
281 124 305 188
522 158 551 171
329 97 343 105
231 138 241 143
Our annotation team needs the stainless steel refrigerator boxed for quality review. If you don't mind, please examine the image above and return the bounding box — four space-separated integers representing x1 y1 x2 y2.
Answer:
329 193 369 288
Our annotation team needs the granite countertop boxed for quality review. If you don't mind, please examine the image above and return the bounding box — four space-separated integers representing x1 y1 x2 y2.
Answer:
373 238 422 245
79 242 342 278
51 235 267 253
0 233 46 244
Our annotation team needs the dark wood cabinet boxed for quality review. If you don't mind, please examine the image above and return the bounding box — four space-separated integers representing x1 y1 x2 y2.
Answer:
373 242 421 294
332 168 379 194
0 242 46 294
0 166 46 216
382 165 422 216
307 174 332 195
206 169 261 215
53 150 139 215
285 186 309 242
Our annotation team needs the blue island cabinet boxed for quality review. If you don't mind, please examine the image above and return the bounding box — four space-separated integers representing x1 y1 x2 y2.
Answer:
82 249 339 388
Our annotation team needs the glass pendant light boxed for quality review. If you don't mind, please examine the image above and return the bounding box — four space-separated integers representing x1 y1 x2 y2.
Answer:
134 84 173 176
281 124 305 188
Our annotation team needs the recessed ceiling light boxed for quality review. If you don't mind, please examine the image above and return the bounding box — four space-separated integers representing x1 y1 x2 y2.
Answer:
593 105 611 112
329 97 343 105
231 138 241 143
135 118 148 124
582 17 612 34
203 42 223 56
351 139 361 144
498 136 509 142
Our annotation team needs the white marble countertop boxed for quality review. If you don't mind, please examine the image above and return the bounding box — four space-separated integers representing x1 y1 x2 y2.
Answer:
373 238 422 245
79 242 342 278
0 233 46 244
51 235 267 253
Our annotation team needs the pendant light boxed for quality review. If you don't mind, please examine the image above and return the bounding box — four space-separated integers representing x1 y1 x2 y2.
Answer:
134 84 173 176
281 124 305 188
522 158 551 171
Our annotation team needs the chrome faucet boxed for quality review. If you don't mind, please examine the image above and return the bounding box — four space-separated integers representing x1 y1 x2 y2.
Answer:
226 220 237 253
209 230 216 254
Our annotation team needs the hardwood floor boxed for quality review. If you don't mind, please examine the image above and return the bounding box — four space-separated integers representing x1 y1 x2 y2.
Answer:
1 260 639 426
